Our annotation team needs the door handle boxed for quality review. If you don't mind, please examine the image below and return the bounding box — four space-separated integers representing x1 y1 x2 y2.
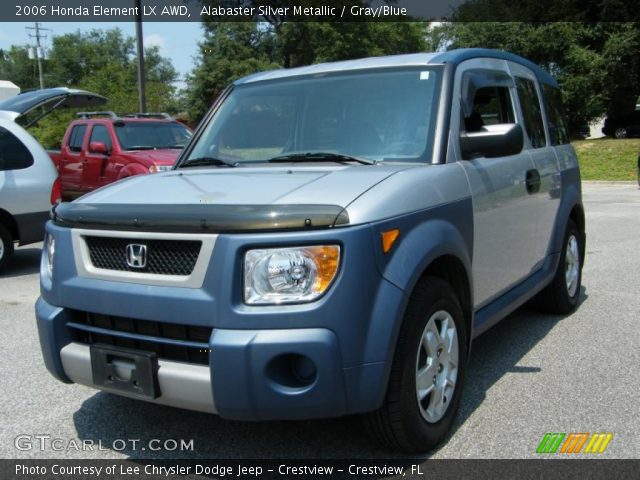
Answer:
525 169 541 194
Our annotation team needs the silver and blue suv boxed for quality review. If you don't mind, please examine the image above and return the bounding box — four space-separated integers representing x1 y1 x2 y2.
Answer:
36 49 585 452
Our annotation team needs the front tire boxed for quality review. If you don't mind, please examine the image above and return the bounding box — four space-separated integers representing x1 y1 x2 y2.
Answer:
0 223 15 271
535 219 583 314
363 277 467 452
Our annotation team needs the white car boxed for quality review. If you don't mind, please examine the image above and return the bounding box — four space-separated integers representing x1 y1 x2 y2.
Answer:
0 88 106 270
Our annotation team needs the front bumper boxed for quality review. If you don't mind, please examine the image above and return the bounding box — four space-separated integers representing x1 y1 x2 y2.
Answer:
61 342 216 413
36 297 399 421
36 221 407 420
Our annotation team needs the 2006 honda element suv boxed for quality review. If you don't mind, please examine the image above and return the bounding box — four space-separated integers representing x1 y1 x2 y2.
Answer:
36 49 585 452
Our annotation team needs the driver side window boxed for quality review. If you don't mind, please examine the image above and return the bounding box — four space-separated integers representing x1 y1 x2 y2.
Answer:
89 125 112 152
464 86 515 132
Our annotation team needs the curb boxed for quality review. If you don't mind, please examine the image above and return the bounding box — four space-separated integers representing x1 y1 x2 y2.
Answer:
582 180 637 185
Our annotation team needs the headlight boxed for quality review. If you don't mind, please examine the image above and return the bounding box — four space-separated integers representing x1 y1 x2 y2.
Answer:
44 234 55 279
244 245 340 305
149 165 173 173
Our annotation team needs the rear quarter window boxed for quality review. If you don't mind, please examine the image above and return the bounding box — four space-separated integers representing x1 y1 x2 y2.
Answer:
542 84 570 145
515 77 546 148
0 126 34 171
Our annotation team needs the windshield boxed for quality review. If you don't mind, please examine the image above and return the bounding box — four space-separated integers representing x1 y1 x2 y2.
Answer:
114 122 192 150
185 67 441 165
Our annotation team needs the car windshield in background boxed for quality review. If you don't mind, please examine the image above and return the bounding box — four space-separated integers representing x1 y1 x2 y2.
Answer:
114 122 192 150
184 67 441 166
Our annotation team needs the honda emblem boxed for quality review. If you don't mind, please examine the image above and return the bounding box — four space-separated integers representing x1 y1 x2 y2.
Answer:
126 244 147 269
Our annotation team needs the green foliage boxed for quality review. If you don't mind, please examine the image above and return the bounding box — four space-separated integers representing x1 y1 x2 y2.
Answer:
45 29 134 87
185 23 279 123
29 110 75 150
276 22 426 67
0 46 39 90
574 138 640 181
438 2 640 133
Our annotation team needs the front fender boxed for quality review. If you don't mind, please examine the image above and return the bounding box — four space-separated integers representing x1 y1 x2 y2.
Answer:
374 199 474 297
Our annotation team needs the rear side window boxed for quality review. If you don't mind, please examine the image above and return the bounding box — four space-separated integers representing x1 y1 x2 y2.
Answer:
68 124 87 152
515 77 546 148
89 125 112 150
0 126 34 171
542 84 570 145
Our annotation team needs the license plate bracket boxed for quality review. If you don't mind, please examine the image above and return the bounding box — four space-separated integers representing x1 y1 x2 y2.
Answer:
90 344 160 399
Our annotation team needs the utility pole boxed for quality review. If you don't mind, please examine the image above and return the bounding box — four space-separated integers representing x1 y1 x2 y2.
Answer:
26 22 51 89
135 0 146 113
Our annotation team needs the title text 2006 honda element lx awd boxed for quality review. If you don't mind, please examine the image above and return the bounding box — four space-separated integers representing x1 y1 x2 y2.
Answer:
36 49 585 452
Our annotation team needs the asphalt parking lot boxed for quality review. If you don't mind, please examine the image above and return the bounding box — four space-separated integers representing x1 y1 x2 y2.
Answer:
1 182 638 460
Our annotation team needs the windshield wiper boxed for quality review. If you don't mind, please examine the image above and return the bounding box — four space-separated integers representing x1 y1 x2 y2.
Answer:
268 152 377 165
125 145 156 150
180 157 238 168
159 144 186 149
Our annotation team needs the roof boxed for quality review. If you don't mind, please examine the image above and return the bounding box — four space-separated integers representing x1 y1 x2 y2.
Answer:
432 48 558 86
235 48 558 88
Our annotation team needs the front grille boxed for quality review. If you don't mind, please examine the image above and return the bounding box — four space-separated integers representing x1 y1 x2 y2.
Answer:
84 236 201 276
68 312 212 365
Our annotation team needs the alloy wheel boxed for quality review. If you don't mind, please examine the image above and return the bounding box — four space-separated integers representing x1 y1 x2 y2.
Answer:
415 310 459 423
565 234 580 298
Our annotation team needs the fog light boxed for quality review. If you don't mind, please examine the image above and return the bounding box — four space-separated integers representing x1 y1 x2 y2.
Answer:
292 355 317 383
266 354 318 389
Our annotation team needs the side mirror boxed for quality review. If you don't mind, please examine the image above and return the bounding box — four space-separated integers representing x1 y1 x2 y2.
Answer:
460 123 524 159
88 141 109 155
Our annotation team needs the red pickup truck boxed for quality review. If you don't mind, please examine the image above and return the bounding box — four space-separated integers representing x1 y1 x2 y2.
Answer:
49 112 192 200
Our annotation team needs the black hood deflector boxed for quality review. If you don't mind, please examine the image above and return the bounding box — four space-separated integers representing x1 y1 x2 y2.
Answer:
52 203 349 233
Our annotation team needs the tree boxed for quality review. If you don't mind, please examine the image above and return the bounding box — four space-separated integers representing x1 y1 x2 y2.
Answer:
275 22 426 68
0 46 40 90
185 22 279 122
438 1 640 132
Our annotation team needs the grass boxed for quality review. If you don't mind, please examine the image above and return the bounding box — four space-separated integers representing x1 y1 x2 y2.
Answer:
573 138 640 181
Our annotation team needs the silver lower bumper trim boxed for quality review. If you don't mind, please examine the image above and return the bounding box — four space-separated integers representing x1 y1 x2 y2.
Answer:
60 342 217 414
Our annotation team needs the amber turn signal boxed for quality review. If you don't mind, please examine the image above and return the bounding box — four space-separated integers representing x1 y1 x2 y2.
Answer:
381 229 400 253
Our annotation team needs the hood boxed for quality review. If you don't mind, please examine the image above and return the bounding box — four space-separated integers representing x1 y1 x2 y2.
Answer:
54 165 414 232
124 149 181 165
78 165 410 206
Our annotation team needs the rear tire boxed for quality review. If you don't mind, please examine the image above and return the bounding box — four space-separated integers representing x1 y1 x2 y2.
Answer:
614 127 628 139
362 277 467 452
534 219 582 314
0 223 15 271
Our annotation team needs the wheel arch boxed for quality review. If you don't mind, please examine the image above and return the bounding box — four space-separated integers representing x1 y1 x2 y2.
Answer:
569 202 586 263
418 255 473 355
550 177 585 265
377 216 474 362
0 208 19 241
117 163 148 179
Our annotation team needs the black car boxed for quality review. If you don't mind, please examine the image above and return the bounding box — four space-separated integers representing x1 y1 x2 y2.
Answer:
602 110 640 138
